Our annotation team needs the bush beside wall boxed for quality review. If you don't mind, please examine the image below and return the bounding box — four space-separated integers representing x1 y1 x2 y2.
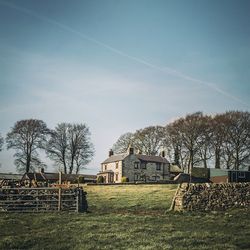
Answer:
121 177 129 183
191 167 209 179
97 176 104 184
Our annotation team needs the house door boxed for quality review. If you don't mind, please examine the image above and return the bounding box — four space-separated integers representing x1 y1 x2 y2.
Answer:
110 174 114 183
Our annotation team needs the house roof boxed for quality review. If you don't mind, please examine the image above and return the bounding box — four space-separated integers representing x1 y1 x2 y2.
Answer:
209 169 250 177
97 170 114 175
22 173 46 182
210 169 228 177
136 154 169 164
102 153 128 164
82 174 97 180
102 153 169 164
43 173 59 180
174 173 209 183
169 165 183 173
22 172 96 182
0 173 23 181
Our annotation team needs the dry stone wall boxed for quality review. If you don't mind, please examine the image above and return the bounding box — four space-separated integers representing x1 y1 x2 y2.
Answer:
173 183 250 211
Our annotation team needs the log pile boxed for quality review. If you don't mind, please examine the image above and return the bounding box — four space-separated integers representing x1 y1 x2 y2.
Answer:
173 183 250 211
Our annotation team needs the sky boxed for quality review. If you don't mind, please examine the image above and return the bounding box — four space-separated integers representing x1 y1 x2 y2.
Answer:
0 0 249 174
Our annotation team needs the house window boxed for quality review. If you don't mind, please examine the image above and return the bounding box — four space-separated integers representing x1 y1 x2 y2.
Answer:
238 172 245 178
134 162 139 169
156 163 161 171
115 173 119 181
104 165 107 171
116 162 119 169
134 174 139 181
141 162 146 169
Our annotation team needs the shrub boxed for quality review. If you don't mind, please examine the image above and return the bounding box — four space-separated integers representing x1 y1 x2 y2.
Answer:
97 176 104 183
71 179 79 184
121 176 129 183
192 167 209 179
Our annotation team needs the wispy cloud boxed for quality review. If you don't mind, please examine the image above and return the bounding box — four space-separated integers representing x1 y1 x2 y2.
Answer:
0 0 248 108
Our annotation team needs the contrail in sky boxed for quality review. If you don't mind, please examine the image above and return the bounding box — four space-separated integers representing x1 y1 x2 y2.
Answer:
0 0 248 107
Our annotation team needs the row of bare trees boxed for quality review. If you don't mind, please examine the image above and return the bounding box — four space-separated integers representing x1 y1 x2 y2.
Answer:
0 134 3 152
0 134 3 167
2 119 94 174
112 111 250 171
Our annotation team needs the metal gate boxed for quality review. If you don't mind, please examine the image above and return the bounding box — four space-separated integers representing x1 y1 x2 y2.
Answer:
0 187 87 213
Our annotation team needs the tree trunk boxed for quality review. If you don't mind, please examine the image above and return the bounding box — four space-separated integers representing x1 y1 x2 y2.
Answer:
69 155 74 174
235 148 239 170
174 145 180 166
76 165 80 174
203 158 207 168
203 150 207 168
215 147 221 169
26 154 31 173
226 156 231 169
189 149 194 174
63 160 67 174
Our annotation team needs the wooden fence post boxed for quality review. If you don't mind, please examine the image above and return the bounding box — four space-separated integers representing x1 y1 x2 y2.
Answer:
76 188 79 212
36 189 39 212
58 172 62 211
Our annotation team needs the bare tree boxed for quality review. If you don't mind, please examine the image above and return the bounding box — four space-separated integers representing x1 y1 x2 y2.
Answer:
111 110 250 172
46 123 68 173
46 123 94 174
0 133 3 168
196 115 213 168
112 132 134 154
209 114 228 169
165 122 187 168
6 119 50 173
166 111 250 171
112 127 165 156
67 124 94 174
75 139 94 174
0 133 3 152
168 112 205 173
221 111 250 170
133 126 165 155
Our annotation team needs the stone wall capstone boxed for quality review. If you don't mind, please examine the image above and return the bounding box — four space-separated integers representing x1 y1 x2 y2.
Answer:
173 183 250 211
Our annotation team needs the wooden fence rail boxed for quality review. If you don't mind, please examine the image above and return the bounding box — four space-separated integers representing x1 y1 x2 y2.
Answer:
0 187 88 213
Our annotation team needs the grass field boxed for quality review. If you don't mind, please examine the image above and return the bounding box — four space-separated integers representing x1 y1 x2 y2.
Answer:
0 184 249 250
84 184 177 214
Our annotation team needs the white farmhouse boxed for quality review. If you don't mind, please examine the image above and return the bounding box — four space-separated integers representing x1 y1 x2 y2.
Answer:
97 148 170 183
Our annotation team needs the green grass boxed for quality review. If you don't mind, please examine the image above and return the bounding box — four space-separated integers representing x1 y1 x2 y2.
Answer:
84 184 177 214
0 184 249 250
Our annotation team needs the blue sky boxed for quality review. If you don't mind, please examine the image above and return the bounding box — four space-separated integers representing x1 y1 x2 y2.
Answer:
0 0 249 174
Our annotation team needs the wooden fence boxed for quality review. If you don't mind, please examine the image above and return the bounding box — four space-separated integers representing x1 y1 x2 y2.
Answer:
0 187 88 213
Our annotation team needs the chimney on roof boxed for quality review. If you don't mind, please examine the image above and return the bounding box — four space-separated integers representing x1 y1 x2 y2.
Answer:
109 149 114 157
161 151 165 158
129 147 134 155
